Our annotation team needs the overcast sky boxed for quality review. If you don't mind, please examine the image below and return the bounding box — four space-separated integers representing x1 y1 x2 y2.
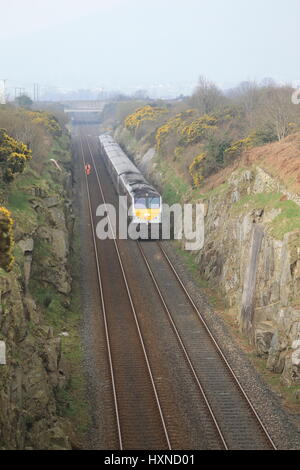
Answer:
1 0 299 96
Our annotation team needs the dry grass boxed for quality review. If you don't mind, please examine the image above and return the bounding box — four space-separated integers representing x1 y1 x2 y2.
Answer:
200 131 300 195
246 132 300 193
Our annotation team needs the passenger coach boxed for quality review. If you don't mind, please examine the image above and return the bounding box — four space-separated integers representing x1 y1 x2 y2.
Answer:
99 135 162 236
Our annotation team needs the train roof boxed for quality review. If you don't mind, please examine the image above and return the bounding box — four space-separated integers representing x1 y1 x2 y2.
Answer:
99 134 161 198
99 134 140 176
121 173 159 197
99 134 116 146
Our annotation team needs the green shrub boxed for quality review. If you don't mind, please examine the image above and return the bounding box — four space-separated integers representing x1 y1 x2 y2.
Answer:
0 128 31 182
0 207 14 271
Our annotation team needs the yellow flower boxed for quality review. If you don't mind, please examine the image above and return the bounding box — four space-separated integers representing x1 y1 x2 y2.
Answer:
189 152 207 187
0 207 14 271
125 105 167 132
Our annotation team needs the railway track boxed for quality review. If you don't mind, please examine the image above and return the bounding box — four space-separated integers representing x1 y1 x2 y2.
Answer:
77 130 171 450
75 122 277 450
137 241 277 450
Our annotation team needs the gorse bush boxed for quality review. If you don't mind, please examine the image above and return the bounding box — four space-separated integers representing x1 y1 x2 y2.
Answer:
180 115 218 145
0 128 32 182
0 207 14 271
0 106 68 174
125 105 167 132
224 127 278 159
26 111 62 138
189 152 207 187
119 77 300 189
155 110 196 151
156 115 183 150
0 107 67 272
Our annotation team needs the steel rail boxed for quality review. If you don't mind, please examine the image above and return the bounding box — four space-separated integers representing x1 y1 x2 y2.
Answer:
137 240 228 449
82 130 172 450
77 132 123 449
156 241 277 450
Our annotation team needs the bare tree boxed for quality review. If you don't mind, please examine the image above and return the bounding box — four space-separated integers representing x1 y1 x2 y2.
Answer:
261 85 297 141
231 81 259 128
190 75 225 114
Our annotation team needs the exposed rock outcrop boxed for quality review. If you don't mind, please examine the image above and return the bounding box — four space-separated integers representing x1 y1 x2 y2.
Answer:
193 167 300 385
121 133 300 386
0 159 73 449
0 270 69 449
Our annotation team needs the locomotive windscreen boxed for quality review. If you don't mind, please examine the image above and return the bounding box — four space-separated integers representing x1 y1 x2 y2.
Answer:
134 197 160 209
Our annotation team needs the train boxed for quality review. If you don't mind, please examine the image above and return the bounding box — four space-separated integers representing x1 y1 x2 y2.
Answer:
99 134 162 236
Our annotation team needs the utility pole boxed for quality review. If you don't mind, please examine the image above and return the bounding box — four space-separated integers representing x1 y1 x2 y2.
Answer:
14 87 26 100
33 83 39 101
0 79 7 105
15 87 22 99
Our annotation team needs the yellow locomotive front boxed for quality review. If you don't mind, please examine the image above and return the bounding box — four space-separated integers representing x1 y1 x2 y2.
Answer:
133 195 162 225
132 194 161 224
